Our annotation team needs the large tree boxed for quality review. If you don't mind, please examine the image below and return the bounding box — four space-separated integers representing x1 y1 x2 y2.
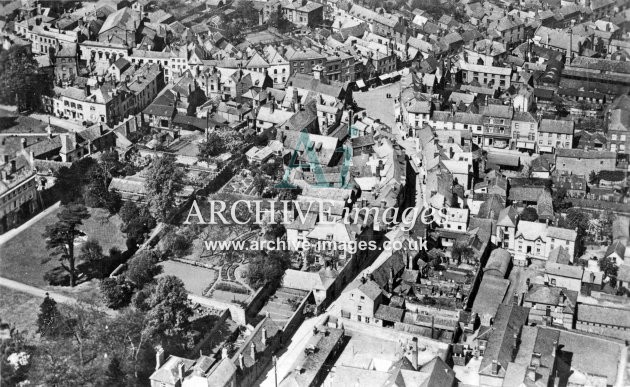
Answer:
100 277 134 310
0 45 52 110
198 130 245 163
247 250 292 290
145 154 184 223
120 201 156 246
37 293 63 337
520 207 538 222
450 242 475 265
599 256 618 287
137 276 193 340
29 302 111 385
54 157 99 204
78 239 107 278
125 251 161 289
42 203 91 287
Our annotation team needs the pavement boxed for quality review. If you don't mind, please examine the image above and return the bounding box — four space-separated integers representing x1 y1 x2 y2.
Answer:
0 276 116 316
29 112 86 132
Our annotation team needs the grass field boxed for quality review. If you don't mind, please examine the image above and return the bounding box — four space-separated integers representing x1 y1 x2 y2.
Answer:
158 260 217 296
0 206 127 288
0 288 41 335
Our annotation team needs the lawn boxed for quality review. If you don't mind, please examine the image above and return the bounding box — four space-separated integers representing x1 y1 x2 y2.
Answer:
158 260 217 296
0 288 41 336
0 206 127 288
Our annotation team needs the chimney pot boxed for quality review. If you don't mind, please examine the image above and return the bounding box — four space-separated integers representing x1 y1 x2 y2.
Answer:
177 361 184 382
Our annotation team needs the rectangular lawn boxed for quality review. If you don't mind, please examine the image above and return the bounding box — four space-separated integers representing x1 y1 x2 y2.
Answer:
0 206 127 288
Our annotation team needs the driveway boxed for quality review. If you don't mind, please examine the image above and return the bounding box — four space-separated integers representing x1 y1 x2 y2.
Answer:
0 276 116 316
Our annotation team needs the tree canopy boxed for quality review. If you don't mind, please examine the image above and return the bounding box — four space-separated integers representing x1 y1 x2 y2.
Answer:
145 154 184 223
0 45 52 111
42 203 91 287
248 250 293 290
137 276 193 340
520 207 538 222
125 251 162 289
198 130 245 163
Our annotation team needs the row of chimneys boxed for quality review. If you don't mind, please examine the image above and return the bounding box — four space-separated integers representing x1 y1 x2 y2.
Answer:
154 328 271 379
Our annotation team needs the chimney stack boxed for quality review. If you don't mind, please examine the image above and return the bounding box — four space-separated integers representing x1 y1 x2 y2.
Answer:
410 337 419 370
491 360 499 375
21 138 27 149
177 361 184 382
250 343 256 363
222 347 228 359
527 366 537 381
10 160 16 174
262 328 268 346
238 353 245 369
155 347 165 370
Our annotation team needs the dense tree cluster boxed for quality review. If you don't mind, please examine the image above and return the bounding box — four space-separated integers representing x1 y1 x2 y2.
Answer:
145 154 185 223
53 151 124 212
198 130 245 163
119 201 156 249
20 276 194 386
248 250 293 290
0 46 52 111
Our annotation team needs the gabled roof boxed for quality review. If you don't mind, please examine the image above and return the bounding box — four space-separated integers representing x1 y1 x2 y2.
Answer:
539 119 574 134
478 304 529 377
545 262 583 279
99 7 139 35
288 73 347 99
357 279 382 300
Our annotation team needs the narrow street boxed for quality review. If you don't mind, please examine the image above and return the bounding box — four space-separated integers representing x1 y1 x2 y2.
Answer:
28 112 86 132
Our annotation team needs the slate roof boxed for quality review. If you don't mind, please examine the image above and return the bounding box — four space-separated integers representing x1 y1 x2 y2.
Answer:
545 262 583 279
484 248 511 278
577 304 630 328
374 305 404 322
556 149 616 159
288 73 346 99
539 119 574 134
478 304 530 377
231 316 281 369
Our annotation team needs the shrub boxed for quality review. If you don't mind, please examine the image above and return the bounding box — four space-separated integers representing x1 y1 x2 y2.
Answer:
214 282 249 294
